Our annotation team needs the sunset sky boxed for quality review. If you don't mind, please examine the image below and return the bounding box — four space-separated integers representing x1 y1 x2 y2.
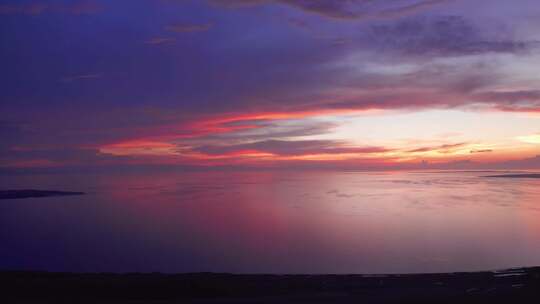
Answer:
1 0 540 171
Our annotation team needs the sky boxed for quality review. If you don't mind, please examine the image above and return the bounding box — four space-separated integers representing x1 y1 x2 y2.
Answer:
1 0 540 172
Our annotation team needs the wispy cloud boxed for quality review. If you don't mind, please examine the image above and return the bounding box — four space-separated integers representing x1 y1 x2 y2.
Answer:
100 140 179 156
0 0 102 15
470 149 493 154
377 0 452 19
517 134 540 144
165 22 213 33
211 0 452 20
144 37 176 45
193 139 390 156
60 73 102 83
0 3 48 15
472 90 540 112
368 16 534 57
474 90 540 103
408 142 468 153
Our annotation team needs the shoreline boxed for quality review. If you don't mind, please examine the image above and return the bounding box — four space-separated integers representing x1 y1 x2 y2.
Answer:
2 267 539 303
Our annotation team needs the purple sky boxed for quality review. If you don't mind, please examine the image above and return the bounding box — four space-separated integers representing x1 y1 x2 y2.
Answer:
1 0 540 172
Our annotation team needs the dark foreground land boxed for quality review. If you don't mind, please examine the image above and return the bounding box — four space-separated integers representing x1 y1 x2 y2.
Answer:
0 190 85 200
2 267 539 303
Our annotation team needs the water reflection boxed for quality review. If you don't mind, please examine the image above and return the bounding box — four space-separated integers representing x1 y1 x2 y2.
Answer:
1 171 539 274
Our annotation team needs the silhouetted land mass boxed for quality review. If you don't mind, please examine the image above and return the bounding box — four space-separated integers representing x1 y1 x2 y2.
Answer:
0 190 85 200
1 267 539 303
485 174 540 179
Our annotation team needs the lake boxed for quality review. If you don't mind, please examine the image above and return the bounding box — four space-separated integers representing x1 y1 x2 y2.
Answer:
1 171 539 274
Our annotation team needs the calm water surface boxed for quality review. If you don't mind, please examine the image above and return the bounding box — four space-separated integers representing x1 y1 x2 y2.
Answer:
1 171 539 274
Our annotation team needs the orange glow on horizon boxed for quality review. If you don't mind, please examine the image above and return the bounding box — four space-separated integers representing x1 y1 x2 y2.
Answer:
100 140 179 156
90 106 540 170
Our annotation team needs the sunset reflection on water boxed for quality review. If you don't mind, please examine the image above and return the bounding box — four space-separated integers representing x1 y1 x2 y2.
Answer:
1 171 539 274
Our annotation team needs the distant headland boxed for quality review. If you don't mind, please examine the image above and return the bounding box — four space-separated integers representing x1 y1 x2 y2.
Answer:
0 190 85 200
485 174 540 179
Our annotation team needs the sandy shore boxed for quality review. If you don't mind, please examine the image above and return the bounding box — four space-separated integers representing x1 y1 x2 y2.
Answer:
2 267 539 303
